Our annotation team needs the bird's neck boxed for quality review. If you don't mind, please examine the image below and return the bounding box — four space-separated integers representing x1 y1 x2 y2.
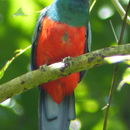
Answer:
47 0 89 26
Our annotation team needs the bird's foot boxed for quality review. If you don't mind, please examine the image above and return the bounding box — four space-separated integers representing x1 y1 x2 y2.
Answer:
39 64 47 71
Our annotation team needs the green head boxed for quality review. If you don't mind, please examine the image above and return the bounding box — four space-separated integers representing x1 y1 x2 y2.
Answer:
47 0 90 26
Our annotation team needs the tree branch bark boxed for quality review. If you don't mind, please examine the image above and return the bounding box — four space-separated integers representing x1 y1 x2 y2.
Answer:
0 44 130 103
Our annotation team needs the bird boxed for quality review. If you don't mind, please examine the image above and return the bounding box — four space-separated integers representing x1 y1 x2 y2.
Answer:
31 0 91 129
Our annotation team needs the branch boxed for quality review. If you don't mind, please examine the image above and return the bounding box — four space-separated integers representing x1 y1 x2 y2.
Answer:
0 44 130 103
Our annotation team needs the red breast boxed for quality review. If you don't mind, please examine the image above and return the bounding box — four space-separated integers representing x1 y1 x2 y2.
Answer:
36 17 87 103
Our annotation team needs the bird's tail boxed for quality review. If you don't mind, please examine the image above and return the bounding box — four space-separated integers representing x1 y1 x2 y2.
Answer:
39 89 76 130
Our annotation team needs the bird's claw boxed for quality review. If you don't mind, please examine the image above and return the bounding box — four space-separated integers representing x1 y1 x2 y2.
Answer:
39 64 47 71
63 56 72 67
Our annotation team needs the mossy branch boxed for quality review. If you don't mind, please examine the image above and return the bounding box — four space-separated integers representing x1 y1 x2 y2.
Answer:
0 44 130 103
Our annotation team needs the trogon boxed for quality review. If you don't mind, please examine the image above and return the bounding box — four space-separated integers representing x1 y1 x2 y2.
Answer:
31 0 91 129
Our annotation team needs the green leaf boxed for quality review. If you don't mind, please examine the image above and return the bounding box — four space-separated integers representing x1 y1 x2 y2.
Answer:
13 8 27 16
117 67 130 91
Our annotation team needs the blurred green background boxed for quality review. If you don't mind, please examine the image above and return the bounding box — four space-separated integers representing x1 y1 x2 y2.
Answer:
0 0 130 130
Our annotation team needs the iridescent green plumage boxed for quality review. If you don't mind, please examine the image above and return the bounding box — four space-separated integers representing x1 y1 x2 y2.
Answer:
47 0 89 26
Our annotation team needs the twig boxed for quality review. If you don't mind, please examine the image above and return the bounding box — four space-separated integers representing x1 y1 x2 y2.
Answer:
103 1 130 130
111 0 130 25
118 1 130 44
0 45 31 79
89 0 96 13
109 20 118 43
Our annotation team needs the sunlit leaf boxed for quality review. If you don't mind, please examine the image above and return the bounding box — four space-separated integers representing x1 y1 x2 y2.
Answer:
121 67 130 84
82 99 99 113
13 8 27 16
110 42 118 46
124 60 130 65
105 55 130 64
117 67 130 91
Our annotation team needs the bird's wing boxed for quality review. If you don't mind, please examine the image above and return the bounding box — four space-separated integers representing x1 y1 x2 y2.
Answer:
31 7 49 70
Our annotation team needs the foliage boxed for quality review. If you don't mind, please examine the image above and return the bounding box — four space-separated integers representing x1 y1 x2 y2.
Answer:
0 0 130 130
